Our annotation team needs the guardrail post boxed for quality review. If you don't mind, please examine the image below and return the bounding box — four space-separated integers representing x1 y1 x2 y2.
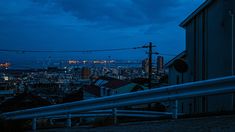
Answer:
32 118 37 131
49 119 54 125
172 100 178 119
79 117 83 124
66 114 72 128
112 108 117 124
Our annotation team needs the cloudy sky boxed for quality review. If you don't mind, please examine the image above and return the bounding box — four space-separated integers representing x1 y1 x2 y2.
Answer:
0 0 205 64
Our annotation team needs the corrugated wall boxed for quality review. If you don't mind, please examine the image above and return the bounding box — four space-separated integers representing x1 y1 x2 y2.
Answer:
182 0 234 113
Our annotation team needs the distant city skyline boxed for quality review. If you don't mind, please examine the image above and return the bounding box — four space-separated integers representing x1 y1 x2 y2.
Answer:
0 0 205 63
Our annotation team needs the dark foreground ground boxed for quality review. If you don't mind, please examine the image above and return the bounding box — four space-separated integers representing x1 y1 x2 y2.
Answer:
36 114 235 132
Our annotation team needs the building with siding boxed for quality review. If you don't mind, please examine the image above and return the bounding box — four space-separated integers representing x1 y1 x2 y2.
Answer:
178 0 235 113
165 51 187 85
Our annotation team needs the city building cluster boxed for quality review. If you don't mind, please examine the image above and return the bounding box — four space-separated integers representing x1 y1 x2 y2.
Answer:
0 57 167 113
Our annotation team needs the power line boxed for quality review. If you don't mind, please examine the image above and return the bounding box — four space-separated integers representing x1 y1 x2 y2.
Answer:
0 47 141 53
0 47 177 56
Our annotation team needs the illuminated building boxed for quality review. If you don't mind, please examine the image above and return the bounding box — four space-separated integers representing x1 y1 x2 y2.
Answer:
81 67 91 79
157 56 164 74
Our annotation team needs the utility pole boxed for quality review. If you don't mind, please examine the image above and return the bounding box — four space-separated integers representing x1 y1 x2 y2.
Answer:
148 42 153 89
108 56 111 70
142 42 158 89
229 10 234 111
229 10 234 75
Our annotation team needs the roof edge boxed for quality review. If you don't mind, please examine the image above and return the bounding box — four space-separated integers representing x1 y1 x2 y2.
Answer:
179 0 214 28
164 50 186 68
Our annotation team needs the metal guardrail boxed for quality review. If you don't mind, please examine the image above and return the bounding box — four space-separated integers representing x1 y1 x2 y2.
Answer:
1 76 235 130
44 110 173 128
44 110 175 127
46 110 173 119
0 90 15 95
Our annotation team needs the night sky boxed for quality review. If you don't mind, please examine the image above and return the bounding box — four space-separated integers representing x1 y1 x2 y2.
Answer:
0 0 205 64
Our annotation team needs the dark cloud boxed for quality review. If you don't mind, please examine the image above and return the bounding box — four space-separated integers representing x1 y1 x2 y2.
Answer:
32 0 193 28
55 0 144 27
0 0 205 62
131 0 180 22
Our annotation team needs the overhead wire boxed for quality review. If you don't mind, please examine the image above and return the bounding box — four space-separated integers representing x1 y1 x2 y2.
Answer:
0 47 139 53
0 46 177 56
